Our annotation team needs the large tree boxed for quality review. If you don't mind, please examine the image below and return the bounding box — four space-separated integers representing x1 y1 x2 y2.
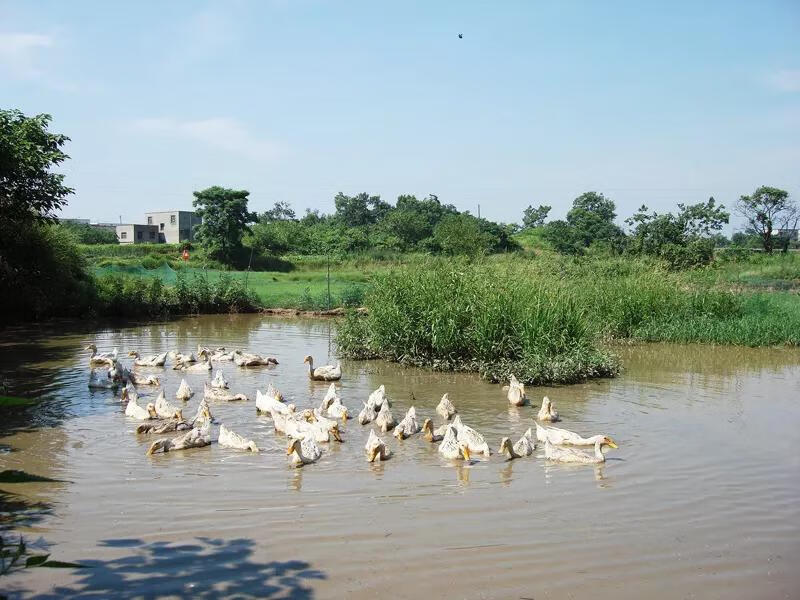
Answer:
542 191 625 253
736 186 796 253
522 204 551 229
192 186 256 263
334 192 391 227
0 109 73 226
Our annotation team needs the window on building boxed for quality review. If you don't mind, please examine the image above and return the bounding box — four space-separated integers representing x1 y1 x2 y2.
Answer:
160 223 165 231
147 216 153 225
137 231 143 240
170 215 176 224
120 232 127 240
149 231 156 240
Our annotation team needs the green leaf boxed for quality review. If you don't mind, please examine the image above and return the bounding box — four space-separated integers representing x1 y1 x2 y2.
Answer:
39 560 91 569
25 554 49 567
0 395 39 407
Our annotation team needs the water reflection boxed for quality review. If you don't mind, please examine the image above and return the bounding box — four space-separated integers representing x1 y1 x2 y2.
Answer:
499 461 514 487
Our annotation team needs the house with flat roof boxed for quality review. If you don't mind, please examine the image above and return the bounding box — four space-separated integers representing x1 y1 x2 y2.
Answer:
144 211 202 244
116 223 160 244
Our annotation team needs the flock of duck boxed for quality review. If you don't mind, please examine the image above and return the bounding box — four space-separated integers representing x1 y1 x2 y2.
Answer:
85 344 619 468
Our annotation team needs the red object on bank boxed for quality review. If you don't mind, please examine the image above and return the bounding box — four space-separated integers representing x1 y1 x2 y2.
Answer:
182 249 189 261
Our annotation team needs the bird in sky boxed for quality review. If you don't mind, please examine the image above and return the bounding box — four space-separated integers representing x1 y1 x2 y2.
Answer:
458 33 463 39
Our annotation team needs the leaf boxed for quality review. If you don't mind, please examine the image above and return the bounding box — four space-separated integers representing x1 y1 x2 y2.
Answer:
0 470 60 483
0 395 39 407
25 554 49 567
39 560 91 569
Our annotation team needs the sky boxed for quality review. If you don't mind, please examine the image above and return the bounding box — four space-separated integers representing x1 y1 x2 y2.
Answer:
1 0 799 232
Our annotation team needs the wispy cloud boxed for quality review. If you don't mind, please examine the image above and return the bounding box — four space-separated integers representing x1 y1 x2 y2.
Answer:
0 32 53 78
131 117 281 162
766 69 800 93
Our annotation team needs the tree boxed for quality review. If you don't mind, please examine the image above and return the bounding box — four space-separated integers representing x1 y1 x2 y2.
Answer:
260 201 296 222
736 186 796 253
59 222 119 244
0 109 73 226
334 192 390 227
522 204 551 229
192 186 256 263
566 191 625 250
432 214 494 255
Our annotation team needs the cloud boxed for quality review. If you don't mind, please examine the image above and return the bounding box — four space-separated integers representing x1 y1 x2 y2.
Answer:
131 117 281 161
0 32 53 78
766 69 800 93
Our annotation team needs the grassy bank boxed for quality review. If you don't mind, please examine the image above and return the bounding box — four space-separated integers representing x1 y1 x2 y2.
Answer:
336 255 800 384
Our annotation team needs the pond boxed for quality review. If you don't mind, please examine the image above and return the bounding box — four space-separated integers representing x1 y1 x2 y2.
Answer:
1 315 798 599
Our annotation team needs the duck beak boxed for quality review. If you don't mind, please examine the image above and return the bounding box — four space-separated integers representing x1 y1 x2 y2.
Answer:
461 447 471 461
341 413 349 422
286 443 295 455
332 428 343 442
607 439 618 449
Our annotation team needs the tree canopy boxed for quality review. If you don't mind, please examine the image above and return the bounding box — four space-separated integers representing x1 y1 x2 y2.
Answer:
736 186 795 253
192 186 256 263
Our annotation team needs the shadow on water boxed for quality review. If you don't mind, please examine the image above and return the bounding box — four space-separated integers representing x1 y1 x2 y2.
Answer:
11 537 326 599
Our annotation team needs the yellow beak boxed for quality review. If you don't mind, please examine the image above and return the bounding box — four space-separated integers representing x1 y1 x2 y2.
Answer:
607 441 618 449
462 447 471 461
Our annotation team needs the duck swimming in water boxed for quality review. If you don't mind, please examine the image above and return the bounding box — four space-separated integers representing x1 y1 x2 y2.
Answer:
85 344 117 367
436 393 457 419
287 437 322 467
218 424 259 452
451 415 491 457
438 425 471 461
125 398 157 420
365 430 391 462
210 370 229 389
146 421 212 455
537 396 559 422
203 383 247 402
233 351 278 367
544 437 617 464
375 402 395 432
154 390 183 420
534 422 614 446
128 351 167 367
498 432 535 460
303 355 342 381
505 374 527 407
393 406 421 440
176 378 194 401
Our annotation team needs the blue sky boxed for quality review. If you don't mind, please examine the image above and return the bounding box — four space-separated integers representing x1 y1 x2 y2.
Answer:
2 1 799 232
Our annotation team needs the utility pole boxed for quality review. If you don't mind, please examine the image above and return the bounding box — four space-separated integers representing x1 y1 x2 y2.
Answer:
477 204 481 219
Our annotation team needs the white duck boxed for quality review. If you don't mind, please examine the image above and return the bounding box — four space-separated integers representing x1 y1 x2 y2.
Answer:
271 409 306 434
218 424 259 452
177 357 212 372
535 422 614 446
544 438 617 464
392 406 420 440
191 399 213 427
210 370 229 390
375 402 395 433
147 422 212 455
357 401 377 425
320 383 340 411
233 351 278 367
128 351 167 367
154 390 183 420
326 397 349 421
436 393 457 419
85 344 117 367
128 371 159 386
499 433 535 460
125 398 157 420
176 378 194 401
286 417 342 443
203 384 247 402
422 418 449 442
256 385 291 414
368 385 390 409
287 437 322 467
451 415 491 457
506 374 527 407
438 425 471 461
537 396 560 422
121 383 138 402
365 430 391 462
304 355 342 381
168 351 197 366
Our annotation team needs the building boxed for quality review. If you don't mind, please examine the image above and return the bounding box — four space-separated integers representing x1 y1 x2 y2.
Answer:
144 211 202 244
116 224 160 244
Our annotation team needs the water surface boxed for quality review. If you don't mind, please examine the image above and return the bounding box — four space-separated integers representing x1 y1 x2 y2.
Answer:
1 315 798 599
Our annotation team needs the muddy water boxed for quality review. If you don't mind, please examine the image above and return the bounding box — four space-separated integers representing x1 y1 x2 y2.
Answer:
1 315 798 599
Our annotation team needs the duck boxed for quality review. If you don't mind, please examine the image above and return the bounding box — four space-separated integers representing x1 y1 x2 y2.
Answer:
154 390 183 420
218 424 259 452
365 430 391 462
537 396 560 422
436 393 456 419
136 417 190 435
191 399 213 427
210 370 229 389
534 422 614 446
326 397 349 421
146 421 212 455
270 409 306 435
121 383 138 402
437 426 471 461
125 398 157 420
233 351 278 367
392 406 420 440
303 355 342 381
320 383 340 411
128 351 167 367
357 401 377 425
203 383 248 402
287 437 322 467
256 387 294 415
88 369 116 389
286 417 342 443
167 350 197 366
108 360 130 384
176 356 212 372
506 374 527 407
544 437 617 464
421 418 449 442
375 402 395 432
499 433 535 460
176 378 194 401
85 344 117 367
127 371 160 386
368 384 390 409
451 415 491 457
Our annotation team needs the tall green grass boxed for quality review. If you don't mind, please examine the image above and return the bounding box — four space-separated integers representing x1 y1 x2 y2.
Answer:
336 259 620 384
